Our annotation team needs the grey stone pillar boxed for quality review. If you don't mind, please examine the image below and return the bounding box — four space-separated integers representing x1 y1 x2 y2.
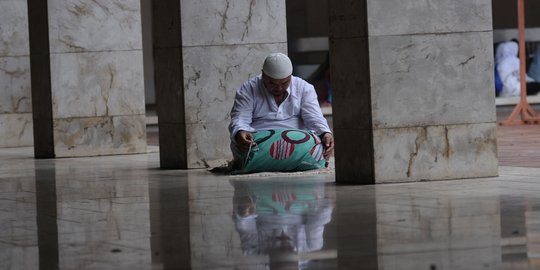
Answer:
330 1 498 184
0 0 33 148
152 0 288 169
27 0 146 158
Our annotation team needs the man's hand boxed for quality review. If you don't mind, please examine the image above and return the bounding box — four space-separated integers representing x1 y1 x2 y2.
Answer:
322 133 334 162
235 130 254 152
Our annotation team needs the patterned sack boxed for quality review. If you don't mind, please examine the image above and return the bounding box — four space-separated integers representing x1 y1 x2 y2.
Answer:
234 128 326 174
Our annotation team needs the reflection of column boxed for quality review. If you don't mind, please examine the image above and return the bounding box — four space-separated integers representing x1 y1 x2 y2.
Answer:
53 158 152 269
27 0 146 158
500 196 528 268
329 0 498 183
0 0 33 147
376 189 501 269
149 179 191 269
0 159 39 268
35 162 59 270
335 187 378 269
187 177 241 268
501 197 540 268
152 0 288 168
526 205 540 267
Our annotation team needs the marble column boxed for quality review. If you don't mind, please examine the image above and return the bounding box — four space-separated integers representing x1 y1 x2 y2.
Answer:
152 0 288 169
329 0 498 184
27 0 146 158
0 0 33 148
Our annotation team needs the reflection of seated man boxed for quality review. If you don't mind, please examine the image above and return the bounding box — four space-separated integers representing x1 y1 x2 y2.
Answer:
231 180 334 268
228 53 334 171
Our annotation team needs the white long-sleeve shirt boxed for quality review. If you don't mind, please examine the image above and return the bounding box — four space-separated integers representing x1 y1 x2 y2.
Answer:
229 75 331 141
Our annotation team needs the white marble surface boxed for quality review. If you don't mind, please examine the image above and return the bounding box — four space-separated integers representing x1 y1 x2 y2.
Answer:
188 183 241 269
50 51 145 119
55 170 151 270
1 147 540 269
53 115 146 157
0 56 32 114
373 123 498 182
41 0 146 156
0 113 33 147
47 0 142 53
0 151 37 269
183 43 287 124
180 0 287 46
182 43 287 168
369 31 496 128
186 122 232 168
367 0 492 36
0 0 29 56
0 0 32 148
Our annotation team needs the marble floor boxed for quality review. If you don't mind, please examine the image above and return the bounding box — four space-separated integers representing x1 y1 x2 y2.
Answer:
2 145 540 270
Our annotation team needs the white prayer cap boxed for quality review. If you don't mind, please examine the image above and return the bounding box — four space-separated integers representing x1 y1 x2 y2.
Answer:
262 53 293 79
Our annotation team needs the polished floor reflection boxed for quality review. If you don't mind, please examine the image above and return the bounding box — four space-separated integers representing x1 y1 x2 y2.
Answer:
2 147 540 269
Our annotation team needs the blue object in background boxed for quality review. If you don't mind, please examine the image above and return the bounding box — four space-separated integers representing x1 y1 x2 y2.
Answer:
495 64 503 96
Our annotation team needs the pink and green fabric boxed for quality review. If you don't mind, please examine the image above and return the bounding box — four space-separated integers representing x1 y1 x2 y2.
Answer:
233 128 326 174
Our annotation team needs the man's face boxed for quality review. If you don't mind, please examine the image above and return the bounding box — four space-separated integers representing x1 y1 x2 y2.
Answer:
263 73 291 97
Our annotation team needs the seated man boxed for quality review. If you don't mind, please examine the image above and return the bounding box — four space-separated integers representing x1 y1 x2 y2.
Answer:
229 53 334 172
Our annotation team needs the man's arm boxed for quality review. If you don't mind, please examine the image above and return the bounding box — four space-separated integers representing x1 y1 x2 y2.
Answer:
235 131 254 152
229 83 256 143
299 83 334 160
320 132 334 161
300 83 331 135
